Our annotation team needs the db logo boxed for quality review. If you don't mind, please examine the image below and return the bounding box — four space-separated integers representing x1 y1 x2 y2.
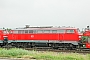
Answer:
31 35 34 38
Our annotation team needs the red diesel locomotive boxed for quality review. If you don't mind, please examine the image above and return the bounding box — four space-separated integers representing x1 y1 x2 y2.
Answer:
7 26 82 49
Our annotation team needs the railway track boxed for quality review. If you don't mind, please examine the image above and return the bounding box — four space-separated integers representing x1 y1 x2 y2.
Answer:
2 46 90 54
25 47 90 54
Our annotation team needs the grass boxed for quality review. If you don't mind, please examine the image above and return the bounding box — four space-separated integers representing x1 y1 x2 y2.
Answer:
0 48 30 57
0 48 89 60
31 51 85 60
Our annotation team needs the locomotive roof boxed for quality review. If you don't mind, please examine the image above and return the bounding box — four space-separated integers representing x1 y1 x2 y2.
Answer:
12 27 78 30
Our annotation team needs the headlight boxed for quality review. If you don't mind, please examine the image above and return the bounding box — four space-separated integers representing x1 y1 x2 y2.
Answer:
79 36 82 38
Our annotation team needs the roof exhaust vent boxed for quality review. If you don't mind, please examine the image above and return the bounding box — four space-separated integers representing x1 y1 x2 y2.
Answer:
25 25 30 28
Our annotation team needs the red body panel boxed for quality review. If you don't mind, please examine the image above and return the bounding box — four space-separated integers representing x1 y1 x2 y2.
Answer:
63 33 79 41
8 33 80 41
0 30 4 40
8 34 59 40
86 43 90 48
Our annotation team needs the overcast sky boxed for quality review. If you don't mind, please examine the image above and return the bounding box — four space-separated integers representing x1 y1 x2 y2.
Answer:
0 0 90 29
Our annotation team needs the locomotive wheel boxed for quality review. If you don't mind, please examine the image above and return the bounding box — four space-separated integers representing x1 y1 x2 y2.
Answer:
50 43 59 49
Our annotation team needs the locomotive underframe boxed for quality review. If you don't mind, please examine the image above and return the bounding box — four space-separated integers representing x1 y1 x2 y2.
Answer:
0 40 81 50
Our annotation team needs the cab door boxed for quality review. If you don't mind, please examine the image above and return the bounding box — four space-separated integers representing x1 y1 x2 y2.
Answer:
64 29 77 41
58 29 66 40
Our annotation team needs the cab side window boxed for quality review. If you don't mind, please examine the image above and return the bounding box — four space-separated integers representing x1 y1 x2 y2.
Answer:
66 29 75 33
57 29 65 33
